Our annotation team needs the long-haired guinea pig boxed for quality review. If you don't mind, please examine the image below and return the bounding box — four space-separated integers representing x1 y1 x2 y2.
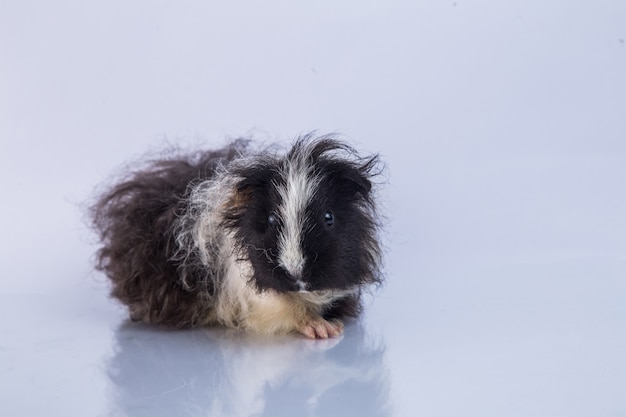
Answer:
90 134 383 338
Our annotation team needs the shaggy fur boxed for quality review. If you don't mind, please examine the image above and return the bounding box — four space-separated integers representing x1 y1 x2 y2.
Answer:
91 134 383 338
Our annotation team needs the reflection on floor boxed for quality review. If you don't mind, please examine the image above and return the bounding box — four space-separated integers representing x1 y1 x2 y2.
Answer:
108 321 391 417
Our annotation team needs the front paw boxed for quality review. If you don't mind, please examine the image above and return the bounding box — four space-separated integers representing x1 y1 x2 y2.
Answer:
298 318 344 339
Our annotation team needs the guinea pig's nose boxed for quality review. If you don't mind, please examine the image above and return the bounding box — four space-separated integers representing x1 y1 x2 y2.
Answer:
283 270 308 292
284 270 301 282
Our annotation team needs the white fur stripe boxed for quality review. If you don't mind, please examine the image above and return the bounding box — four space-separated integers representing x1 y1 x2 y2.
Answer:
276 157 319 279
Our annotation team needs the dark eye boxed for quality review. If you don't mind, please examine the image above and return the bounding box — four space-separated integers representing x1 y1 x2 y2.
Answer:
268 212 279 226
324 211 334 227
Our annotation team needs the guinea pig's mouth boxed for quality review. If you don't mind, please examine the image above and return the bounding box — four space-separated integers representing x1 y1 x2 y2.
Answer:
281 269 310 292
295 280 309 293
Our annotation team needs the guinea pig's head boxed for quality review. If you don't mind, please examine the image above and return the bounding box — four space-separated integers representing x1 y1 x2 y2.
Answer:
224 137 383 293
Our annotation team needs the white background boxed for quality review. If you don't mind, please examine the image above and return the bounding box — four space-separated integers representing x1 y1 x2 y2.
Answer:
1 1 625 416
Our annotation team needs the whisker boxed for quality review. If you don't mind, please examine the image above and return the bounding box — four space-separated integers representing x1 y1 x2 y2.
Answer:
245 244 276 264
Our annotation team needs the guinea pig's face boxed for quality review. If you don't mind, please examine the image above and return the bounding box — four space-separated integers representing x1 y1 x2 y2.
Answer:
225 142 380 293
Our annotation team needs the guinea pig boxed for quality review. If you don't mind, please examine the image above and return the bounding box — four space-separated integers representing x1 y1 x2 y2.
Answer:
90 134 383 338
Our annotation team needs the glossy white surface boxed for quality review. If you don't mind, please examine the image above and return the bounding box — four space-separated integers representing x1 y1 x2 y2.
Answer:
1 1 625 416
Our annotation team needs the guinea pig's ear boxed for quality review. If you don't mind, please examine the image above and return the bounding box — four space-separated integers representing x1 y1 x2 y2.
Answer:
343 167 373 197
234 164 275 193
225 165 274 221
328 156 379 199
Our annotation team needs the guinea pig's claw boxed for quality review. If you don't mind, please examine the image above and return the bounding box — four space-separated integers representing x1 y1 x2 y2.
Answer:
298 318 344 339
